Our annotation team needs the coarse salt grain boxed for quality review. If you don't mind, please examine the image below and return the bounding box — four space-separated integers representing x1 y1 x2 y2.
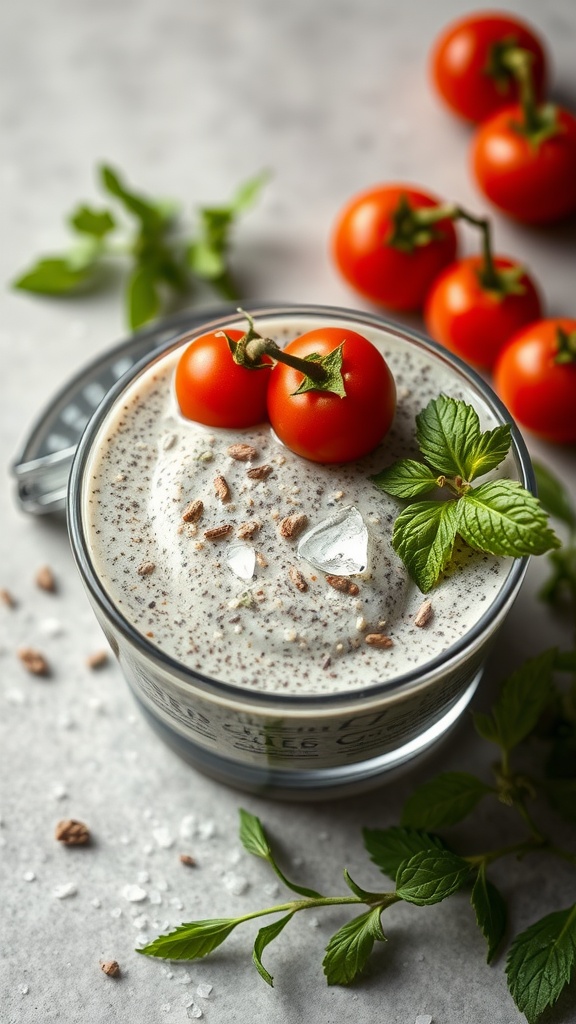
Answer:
53 882 77 899
153 827 175 849
137 871 150 884
91 898 101 909
187 1006 203 1019
121 884 147 902
179 814 196 838
52 783 68 800
23 871 36 882
196 983 213 998
133 913 149 929
415 1016 433 1024
38 617 64 637
223 873 249 896
178 972 193 985
110 907 123 918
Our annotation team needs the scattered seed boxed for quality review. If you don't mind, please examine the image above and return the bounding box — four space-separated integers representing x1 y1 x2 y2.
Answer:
279 513 308 539
325 575 360 596
86 650 108 670
100 960 120 978
227 443 258 461
237 521 261 540
182 500 204 524
18 647 50 677
180 854 197 867
214 476 231 503
55 819 90 845
414 600 433 628
137 561 156 576
247 465 273 480
289 567 308 592
365 633 394 649
36 566 56 592
255 551 268 568
204 525 232 541
0 588 16 608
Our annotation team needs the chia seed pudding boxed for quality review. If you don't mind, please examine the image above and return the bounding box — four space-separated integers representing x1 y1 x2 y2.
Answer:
83 313 518 697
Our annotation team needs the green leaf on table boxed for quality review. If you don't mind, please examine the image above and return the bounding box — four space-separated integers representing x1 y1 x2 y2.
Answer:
229 169 270 213
252 912 295 986
392 498 459 593
187 240 226 280
342 868 386 902
400 772 493 830
127 264 161 330
100 164 165 228
363 826 448 881
457 480 560 557
472 648 556 753
138 917 241 960
372 460 439 498
471 864 507 963
238 808 322 899
70 204 116 238
506 904 576 1023
395 849 471 906
322 907 386 985
13 256 95 294
533 461 576 529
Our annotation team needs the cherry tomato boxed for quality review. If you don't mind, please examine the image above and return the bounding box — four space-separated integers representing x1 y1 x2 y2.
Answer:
431 12 547 123
471 105 576 224
266 328 396 463
494 319 576 444
331 185 458 311
175 328 271 428
424 256 542 371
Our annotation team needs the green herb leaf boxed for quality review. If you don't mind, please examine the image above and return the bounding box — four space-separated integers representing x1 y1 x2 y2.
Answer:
392 499 459 593
533 461 576 530
363 826 448 881
395 849 471 906
127 265 161 330
322 907 386 985
252 912 295 986
457 480 560 557
187 240 226 280
416 395 483 478
463 424 512 479
13 257 95 295
230 169 271 213
342 869 385 902
69 205 116 238
292 344 346 398
372 460 439 498
472 648 556 753
471 865 507 963
100 164 163 228
238 808 322 899
401 772 494 830
138 917 241 960
506 905 576 1023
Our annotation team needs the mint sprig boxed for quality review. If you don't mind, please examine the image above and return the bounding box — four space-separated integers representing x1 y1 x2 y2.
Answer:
372 394 559 592
13 164 267 330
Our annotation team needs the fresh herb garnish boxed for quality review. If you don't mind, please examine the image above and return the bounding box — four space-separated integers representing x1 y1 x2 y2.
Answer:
372 394 559 592
13 164 268 330
139 645 576 1021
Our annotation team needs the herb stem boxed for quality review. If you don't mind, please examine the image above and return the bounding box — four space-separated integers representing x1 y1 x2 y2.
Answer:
466 837 545 867
232 892 397 926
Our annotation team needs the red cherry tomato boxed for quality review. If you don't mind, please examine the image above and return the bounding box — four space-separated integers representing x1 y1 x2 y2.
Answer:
175 329 271 428
494 319 576 444
332 185 458 311
431 12 547 123
424 256 542 371
471 105 576 224
266 328 396 463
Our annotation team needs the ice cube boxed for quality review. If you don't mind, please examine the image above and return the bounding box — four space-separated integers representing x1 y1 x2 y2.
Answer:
226 544 256 581
297 506 368 575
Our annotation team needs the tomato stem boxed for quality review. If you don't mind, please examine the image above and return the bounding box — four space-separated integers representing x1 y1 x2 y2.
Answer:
500 47 540 135
413 202 501 291
554 328 576 366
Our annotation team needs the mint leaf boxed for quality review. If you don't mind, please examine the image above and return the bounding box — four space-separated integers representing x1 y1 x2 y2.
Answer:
238 808 322 899
322 907 386 985
229 169 270 213
396 849 471 906
471 865 507 963
392 499 459 593
187 240 226 280
416 395 482 478
70 205 115 238
252 913 294 986
401 772 493 830
506 905 576 1023
464 424 512 479
533 461 576 530
127 265 161 330
138 918 240 959
100 164 163 228
363 826 448 880
457 480 560 557
372 460 439 498
472 649 556 753
13 257 95 294
342 869 385 902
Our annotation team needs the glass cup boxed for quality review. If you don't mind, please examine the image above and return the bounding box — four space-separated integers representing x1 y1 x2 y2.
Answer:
68 304 532 798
